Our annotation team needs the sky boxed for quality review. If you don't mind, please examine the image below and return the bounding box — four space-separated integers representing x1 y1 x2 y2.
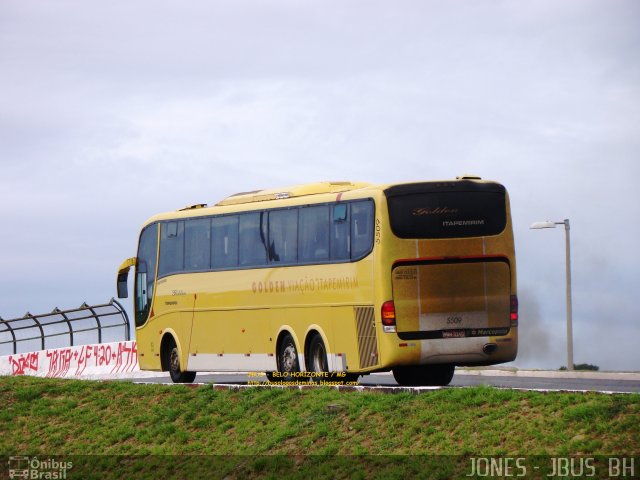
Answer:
1 0 638 371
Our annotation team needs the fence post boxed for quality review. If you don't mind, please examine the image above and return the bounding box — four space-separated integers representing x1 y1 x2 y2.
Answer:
82 303 103 344
24 312 46 351
0 316 18 355
110 298 131 341
54 307 74 347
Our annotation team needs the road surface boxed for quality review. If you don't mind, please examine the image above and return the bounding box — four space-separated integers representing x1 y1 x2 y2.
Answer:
126 369 640 393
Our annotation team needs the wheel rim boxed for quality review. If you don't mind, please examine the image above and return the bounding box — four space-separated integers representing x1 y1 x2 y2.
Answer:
281 342 297 372
311 342 327 372
170 348 180 373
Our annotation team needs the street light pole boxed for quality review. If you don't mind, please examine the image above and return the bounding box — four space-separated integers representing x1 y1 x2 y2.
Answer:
562 219 574 372
530 219 574 371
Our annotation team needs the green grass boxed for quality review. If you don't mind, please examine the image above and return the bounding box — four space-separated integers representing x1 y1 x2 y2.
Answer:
1 376 638 479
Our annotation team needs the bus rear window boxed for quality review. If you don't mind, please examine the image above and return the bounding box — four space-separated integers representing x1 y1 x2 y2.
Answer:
385 182 507 239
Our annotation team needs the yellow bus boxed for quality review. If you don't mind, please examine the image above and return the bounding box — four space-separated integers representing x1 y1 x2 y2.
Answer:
117 176 517 386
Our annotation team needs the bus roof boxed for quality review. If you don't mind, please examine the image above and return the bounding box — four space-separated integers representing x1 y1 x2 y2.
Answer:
215 181 372 206
141 176 503 227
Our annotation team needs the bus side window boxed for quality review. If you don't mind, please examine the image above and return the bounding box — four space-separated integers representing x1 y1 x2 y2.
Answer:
239 213 267 267
331 204 350 261
299 205 329 263
269 209 298 264
351 201 374 259
185 218 211 271
159 221 185 276
212 216 239 269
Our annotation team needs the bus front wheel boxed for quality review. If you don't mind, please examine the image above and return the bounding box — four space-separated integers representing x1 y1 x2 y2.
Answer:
166 343 196 384
392 364 454 387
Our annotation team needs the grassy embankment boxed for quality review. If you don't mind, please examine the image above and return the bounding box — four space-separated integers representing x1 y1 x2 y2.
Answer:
1 376 638 478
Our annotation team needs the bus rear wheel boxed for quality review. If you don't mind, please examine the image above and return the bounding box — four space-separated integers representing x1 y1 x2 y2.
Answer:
306 335 359 385
277 333 300 379
307 334 328 373
166 343 196 384
392 364 454 387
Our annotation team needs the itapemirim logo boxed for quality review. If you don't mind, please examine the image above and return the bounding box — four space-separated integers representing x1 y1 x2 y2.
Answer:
7 456 73 479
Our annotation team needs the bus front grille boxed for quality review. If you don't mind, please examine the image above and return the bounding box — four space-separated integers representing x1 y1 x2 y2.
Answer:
355 306 378 369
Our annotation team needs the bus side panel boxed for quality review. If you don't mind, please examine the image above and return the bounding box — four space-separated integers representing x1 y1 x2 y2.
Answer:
336 307 362 372
136 323 161 370
187 258 375 372
146 276 196 370
269 305 363 373
191 309 270 358
136 312 195 371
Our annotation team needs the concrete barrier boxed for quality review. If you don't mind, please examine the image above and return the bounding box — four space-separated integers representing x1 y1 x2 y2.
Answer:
3 344 638 383
0 341 161 379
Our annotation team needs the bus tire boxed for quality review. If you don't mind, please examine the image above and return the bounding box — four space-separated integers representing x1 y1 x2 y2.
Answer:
342 373 360 384
306 335 359 385
277 333 300 379
306 334 328 373
166 343 196 384
392 364 454 387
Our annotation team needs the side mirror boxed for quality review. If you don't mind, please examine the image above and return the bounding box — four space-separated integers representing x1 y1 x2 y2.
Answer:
117 272 129 298
116 257 137 299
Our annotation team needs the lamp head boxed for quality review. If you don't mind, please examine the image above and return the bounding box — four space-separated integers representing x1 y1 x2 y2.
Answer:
530 221 557 229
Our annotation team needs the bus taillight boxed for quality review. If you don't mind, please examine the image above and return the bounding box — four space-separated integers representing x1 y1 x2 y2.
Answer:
382 301 397 333
510 295 518 326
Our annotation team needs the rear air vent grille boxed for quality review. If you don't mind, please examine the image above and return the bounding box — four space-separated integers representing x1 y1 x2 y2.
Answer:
355 306 378 369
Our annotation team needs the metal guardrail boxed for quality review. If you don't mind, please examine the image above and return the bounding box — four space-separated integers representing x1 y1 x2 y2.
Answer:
0 298 130 355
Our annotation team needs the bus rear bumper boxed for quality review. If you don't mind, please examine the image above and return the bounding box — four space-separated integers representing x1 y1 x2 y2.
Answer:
419 335 516 365
380 329 518 369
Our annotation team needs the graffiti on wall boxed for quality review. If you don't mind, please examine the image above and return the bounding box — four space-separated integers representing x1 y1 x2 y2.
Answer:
6 341 138 377
8 352 40 376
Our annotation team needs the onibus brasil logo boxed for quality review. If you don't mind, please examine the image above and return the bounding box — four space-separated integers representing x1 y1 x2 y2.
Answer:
8 457 73 479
